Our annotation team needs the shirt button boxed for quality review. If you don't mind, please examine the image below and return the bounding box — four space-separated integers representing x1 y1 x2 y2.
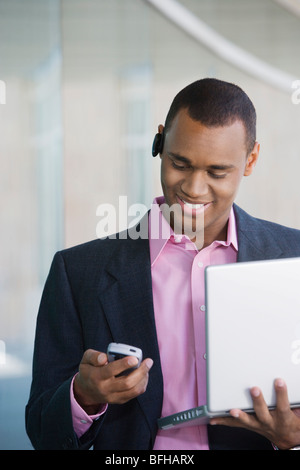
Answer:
174 236 182 243
80 419 88 424
203 353 207 360
197 261 204 268
199 305 206 312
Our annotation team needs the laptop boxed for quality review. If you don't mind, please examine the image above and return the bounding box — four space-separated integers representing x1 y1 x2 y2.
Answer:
158 257 300 430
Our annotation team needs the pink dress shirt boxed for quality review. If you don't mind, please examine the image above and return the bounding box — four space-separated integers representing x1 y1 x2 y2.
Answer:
71 196 238 448
150 197 238 449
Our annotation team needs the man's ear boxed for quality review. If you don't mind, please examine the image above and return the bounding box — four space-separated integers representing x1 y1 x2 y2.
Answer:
244 141 260 176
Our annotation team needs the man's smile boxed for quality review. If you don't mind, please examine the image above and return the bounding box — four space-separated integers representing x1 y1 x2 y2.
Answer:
176 195 213 214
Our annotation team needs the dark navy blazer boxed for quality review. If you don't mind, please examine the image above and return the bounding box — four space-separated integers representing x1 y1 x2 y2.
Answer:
25 205 300 450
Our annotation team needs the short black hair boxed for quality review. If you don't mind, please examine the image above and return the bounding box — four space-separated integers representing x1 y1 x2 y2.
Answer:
164 78 256 154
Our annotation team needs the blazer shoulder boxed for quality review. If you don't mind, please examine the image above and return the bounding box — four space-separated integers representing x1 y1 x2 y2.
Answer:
59 236 120 260
53 227 150 281
59 211 150 264
234 204 300 258
60 229 144 257
234 204 300 237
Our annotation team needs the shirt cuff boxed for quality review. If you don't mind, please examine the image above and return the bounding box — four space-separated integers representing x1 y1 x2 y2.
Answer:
70 374 108 438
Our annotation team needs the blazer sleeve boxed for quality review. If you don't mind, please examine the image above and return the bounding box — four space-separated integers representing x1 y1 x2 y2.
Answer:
25 251 104 450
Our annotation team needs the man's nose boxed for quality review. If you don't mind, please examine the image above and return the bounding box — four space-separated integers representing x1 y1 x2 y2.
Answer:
181 171 209 199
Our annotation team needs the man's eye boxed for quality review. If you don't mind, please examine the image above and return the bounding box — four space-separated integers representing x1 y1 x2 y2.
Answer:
209 172 226 179
171 161 187 170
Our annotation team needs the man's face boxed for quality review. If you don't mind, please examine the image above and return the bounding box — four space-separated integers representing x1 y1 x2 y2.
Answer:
159 109 259 247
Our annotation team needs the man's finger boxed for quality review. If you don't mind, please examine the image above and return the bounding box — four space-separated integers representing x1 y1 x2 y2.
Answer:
107 356 153 378
210 409 254 428
106 355 139 377
81 349 107 366
274 378 291 416
249 386 272 425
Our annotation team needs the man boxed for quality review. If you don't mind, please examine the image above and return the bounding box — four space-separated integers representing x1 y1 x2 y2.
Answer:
26 78 300 450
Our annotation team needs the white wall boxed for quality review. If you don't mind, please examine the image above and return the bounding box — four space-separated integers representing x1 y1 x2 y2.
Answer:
61 0 300 248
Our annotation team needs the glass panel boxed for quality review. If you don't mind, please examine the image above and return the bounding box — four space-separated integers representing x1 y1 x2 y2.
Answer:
120 65 153 212
0 0 63 449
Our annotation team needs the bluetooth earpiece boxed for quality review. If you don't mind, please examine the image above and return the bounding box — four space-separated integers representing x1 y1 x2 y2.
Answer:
152 131 164 157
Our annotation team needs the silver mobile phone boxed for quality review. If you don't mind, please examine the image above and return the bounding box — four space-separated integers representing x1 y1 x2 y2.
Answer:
107 342 143 375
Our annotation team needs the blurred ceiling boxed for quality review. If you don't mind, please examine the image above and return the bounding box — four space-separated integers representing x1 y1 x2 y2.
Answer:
0 0 299 85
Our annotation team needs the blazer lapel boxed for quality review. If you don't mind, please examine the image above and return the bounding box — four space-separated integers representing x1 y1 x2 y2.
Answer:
97 231 163 443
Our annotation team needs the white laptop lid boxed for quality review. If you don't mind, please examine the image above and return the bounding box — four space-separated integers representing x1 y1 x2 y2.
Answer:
205 256 300 414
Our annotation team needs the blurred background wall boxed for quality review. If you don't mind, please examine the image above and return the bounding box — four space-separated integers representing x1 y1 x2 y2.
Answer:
0 0 300 449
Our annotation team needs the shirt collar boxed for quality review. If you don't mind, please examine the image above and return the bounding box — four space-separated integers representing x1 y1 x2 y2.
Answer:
149 196 172 266
149 196 238 266
223 206 238 251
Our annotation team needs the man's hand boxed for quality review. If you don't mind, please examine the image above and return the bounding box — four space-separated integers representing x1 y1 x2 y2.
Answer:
73 349 153 415
210 378 300 450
